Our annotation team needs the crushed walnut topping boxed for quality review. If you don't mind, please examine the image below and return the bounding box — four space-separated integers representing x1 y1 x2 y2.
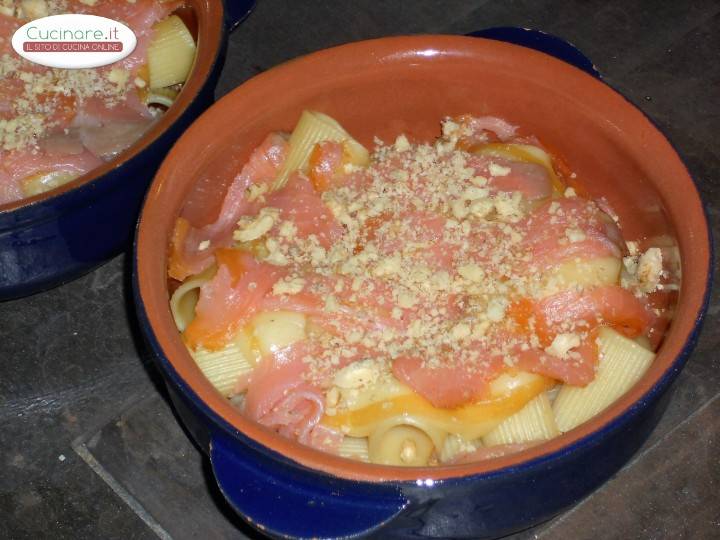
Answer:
622 245 666 294
0 1 143 152
231 119 660 399
0 52 132 151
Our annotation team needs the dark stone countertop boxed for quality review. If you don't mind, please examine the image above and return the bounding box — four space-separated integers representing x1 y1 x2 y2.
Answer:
1 1 718 539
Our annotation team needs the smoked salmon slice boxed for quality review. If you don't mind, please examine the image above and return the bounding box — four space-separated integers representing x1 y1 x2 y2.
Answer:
521 197 622 269
183 249 285 350
308 141 344 192
259 281 402 337
265 172 344 248
451 115 517 147
392 352 506 409
241 340 343 452
516 335 598 386
537 285 652 338
168 133 289 281
0 150 103 204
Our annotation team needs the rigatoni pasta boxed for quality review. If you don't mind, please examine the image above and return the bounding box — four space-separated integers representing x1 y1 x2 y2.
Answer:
321 372 552 444
338 436 370 462
146 86 180 108
471 142 562 191
272 110 369 191
483 392 558 447
147 14 197 89
167 111 672 466
170 265 215 332
553 327 656 432
191 340 254 397
368 424 438 466
439 434 481 464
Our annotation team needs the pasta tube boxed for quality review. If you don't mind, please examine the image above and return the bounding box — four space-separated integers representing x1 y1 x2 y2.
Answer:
368 424 439 467
334 375 412 412
634 335 653 351
169 265 216 332
439 434 481 464
472 143 563 192
322 372 553 441
553 327 655 432
190 330 255 397
338 436 370 462
147 15 196 89
250 310 307 357
21 171 78 197
542 257 622 297
146 86 179 108
273 111 369 191
482 392 559 446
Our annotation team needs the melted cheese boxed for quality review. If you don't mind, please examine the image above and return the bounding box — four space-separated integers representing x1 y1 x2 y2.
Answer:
471 143 564 192
322 372 553 440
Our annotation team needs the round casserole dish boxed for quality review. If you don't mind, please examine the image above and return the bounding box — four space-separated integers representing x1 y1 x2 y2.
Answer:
134 35 712 539
0 0 255 299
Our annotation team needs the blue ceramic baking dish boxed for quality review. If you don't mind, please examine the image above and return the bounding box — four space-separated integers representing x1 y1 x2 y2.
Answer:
134 31 712 539
0 0 255 300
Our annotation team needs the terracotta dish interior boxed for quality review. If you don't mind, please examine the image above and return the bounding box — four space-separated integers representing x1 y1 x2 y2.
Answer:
137 35 710 482
0 0 223 214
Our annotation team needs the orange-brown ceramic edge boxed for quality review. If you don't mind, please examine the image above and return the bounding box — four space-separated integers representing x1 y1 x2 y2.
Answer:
136 35 712 483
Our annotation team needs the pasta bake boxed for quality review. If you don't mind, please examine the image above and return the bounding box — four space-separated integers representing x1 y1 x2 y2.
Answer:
167 111 672 466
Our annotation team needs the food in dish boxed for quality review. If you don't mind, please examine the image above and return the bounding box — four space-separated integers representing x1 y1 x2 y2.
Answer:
0 0 197 203
168 111 672 466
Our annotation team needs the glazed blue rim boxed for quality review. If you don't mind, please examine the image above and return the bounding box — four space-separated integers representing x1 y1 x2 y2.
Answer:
131 29 714 499
467 27 600 79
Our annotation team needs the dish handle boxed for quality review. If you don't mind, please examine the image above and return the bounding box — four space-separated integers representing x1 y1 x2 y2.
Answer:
468 27 600 78
223 0 257 31
210 432 409 539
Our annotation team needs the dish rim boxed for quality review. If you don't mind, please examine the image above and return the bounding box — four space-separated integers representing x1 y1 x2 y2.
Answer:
135 34 713 483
